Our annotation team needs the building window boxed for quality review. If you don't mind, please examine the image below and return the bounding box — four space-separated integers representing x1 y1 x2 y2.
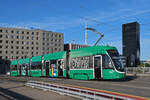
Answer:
36 52 38 54
6 46 8 49
26 47 29 49
11 30 14 33
11 35 14 39
16 41 19 44
36 42 39 45
16 36 19 39
11 41 13 44
43 43 45 45
27 32 29 35
0 40 2 43
22 41 24 44
26 41 29 45
11 46 13 49
22 46 24 49
36 37 38 40
32 42 34 45
43 47 45 50
32 37 34 40
22 36 24 39
0 35 2 38
36 32 39 35
16 46 19 49
6 40 9 44
11 51 13 53
5 51 8 54
22 31 24 34
59 34 61 37
31 47 34 50
32 32 34 35
36 47 38 50
5 34 8 38
0 29 2 33
16 51 19 54
43 38 45 40
16 31 19 34
6 30 8 33
0 51 2 53
27 36 29 39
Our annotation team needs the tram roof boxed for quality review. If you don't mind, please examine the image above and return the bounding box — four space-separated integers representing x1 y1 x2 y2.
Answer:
10 60 18 65
70 45 116 58
44 51 66 61
31 55 42 62
18 58 30 64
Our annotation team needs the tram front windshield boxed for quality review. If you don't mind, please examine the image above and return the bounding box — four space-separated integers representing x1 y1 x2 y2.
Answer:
107 50 124 72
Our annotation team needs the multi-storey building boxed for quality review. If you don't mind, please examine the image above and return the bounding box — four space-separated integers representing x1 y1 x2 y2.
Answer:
0 27 64 62
122 22 140 67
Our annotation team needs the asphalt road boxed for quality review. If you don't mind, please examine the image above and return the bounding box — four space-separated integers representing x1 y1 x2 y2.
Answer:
1 75 150 98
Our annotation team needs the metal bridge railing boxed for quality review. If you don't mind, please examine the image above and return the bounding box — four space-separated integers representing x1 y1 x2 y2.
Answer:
126 67 150 75
25 81 138 100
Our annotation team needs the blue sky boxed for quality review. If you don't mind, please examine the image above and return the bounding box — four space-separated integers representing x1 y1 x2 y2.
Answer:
0 0 150 60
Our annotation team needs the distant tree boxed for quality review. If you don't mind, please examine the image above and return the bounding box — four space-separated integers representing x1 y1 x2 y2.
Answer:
145 63 150 67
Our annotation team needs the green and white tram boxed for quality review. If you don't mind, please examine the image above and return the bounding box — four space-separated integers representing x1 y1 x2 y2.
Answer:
10 45 125 80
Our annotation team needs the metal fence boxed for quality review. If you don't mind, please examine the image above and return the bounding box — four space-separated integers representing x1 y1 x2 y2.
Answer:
25 81 141 100
125 67 150 75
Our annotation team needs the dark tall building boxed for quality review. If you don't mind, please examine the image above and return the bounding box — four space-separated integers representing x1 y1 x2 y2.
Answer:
122 22 140 67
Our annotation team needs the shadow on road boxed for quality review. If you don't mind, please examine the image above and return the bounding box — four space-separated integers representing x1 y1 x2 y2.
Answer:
0 87 33 100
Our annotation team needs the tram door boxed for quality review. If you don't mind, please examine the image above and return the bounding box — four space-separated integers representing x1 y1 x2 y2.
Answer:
57 60 63 77
94 55 102 79
19 65 22 76
26 64 28 76
45 61 50 77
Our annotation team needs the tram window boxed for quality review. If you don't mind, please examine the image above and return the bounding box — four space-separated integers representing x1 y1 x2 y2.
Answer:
11 65 17 71
70 56 92 69
103 55 113 69
94 57 101 69
31 62 42 70
57 60 64 69
50 60 57 69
